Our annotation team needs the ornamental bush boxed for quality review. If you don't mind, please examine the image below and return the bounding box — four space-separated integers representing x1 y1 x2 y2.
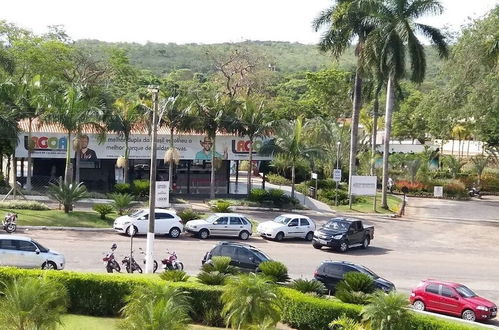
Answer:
0 200 50 210
92 203 114 220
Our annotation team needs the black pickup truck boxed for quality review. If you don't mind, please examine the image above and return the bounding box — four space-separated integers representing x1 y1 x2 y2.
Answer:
312 217 374 252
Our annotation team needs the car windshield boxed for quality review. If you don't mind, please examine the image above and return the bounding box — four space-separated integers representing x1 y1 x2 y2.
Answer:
456 285 477 298
130 210 146 218
32 240 49 253
251 249 270 262
358 265 379 279
205 215 219 223
274 216 291 225
324 220 349 231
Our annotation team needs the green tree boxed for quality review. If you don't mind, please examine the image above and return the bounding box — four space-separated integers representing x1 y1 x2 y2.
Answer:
363 0 449 208
221 273 282 330
121 284 191 330
48 180 88 213
471 155 490 186
0 276 68 330
361 291 410 330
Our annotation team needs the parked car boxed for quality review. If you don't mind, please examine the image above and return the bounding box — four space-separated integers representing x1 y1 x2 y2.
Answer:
256 214 316 241
185 213 253 240
312 217 374 252
0 235 65 270
410 280 497 322
313 260 394 293
113 208 183 238
201 241 271 272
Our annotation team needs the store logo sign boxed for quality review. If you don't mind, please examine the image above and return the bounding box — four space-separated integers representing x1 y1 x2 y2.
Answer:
24 136 67 151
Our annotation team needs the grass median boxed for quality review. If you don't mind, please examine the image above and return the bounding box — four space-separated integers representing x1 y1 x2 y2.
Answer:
334 193 401 214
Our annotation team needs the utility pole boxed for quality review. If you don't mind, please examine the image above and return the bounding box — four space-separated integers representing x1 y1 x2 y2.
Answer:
145 85 159 273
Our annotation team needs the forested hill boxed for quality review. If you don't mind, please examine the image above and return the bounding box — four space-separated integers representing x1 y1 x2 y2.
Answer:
75 39 444 78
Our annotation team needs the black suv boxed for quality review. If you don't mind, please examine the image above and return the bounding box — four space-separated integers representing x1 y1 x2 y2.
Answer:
202 241 271 272
314 261 395 293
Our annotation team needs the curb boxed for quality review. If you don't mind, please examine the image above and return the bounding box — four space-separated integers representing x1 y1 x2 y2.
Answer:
19 226 114 232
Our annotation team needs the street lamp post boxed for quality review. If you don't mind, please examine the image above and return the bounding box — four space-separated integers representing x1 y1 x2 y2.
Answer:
335 141 341 207
145 85 159 273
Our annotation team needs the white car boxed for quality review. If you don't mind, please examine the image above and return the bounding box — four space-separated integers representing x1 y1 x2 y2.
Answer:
257 214 316 241
113 208 183 238
185 213 253 240
0 235 65 270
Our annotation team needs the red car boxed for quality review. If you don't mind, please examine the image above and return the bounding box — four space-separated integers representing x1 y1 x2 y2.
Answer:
410 280 497 322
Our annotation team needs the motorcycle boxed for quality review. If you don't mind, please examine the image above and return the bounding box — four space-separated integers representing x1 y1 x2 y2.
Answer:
103 243 121 273
469 186 481 198
123 248 158 273
3 213 17 233
161 250 184 271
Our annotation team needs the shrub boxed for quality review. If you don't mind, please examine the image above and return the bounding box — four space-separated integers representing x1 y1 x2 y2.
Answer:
47 180 88 213
120 284 191 330
267 173 291 185
318 189 349 205
329 315 366 330
394 180 427 193
108 193 134 216
132 179 149 199
480 173 499 192
335 272 375 305
289 279 326 296
0 200 49 210
160 270 190 282
197 271 228 286
114 183 131 194
201 256 238 275
361 291 410 330
258 261 290 283
267 189 298 208
177 208 202 223
92 204 114 220
443 180 468 198
210 200 232 213
239 160 250 171
248 188 269 203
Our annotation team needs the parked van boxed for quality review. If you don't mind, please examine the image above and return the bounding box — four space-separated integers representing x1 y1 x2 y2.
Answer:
0 235 65 270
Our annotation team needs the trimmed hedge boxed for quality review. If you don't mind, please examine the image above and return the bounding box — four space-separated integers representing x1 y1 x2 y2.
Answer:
0 268 479 330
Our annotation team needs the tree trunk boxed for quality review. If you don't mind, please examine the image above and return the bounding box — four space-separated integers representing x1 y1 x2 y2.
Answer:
210 135 216 199
381 74 395 209
124 133 129 184
370 96 379 176
64 132 73 183
25 118 33 191
168 129 174 189
75 137 81 184
291 164 295 198
247 138 253 196
348 67 362 200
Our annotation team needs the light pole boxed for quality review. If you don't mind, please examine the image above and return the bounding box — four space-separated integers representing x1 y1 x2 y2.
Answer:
145 85 159 273
335 141 341 206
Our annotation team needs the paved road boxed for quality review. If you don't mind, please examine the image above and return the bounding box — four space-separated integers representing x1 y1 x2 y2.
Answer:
17 204 499 327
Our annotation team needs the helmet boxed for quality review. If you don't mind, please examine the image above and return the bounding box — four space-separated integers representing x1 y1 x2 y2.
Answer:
111 243 117 250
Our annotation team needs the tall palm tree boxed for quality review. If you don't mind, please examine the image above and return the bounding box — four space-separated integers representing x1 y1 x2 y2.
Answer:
106 97 144 183
45 85 105 183
194 93 235 199
363 0 449 208
234 97 274 195
313 0 374 198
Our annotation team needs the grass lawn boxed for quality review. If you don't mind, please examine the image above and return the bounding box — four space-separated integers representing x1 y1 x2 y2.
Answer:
334 193 401 214
58 314 223 329
0 208 115 228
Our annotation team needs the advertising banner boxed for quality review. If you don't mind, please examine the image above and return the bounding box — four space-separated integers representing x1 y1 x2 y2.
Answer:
15 133 272 161
351 176 377 196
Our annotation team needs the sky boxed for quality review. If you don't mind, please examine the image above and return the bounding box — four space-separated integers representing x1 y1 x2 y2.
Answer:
1 0 497 44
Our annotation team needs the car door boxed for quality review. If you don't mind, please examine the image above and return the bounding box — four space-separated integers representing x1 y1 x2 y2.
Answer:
299 218 312 238
15 240 44 268
423 284 442 311
134 212 149 233
437 285 461 315
323 263 346 292
155 212 175 234
236 247 258 272
287 218 300 237
212 216 229 236
218 245 238 267
229 217 245 237
0 239 18 266
348 222 364 244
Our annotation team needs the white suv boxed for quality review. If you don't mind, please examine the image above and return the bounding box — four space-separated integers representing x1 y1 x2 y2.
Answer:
257 214 316 241
185 213 253 240
0 235 65 270
113 208 183 238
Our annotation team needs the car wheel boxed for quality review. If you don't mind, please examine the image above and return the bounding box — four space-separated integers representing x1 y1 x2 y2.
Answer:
239 231 250 240
462 309 476 322
126 225 138 237
362 237 370 249
339 241 349 253
312 242 322 249
275 232 284 242
412 300 425 311
199 229 209 239
42 261 57 270
305 231 314 241
169 227 181 238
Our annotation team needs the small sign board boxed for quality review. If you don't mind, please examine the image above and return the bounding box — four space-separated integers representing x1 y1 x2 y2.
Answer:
333 169 342 182
351 176 377 196
434 186 443 198
311 172 318 180
155 181 170 207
